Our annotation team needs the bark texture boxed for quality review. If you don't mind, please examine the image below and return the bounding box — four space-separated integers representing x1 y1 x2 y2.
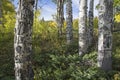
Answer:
66 0 73 44
79 0 88 56
0 0 2 25
98 0 113 71
14 0 34 80
88 0 94 47
57 0 64 36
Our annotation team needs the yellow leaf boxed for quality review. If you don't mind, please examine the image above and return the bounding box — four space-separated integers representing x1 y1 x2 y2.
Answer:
115 14 120 22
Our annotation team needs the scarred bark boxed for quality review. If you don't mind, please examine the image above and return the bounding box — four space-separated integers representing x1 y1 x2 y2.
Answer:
66 0 73 44
79 0 88 56
98 0 113 71
14 0 34 80
88 0 94 47
57 0 64 37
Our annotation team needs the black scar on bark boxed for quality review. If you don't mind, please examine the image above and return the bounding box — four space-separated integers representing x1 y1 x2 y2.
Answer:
30 0 35 5
16 46 22 53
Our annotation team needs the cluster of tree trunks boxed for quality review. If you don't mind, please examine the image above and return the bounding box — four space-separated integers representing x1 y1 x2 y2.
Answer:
79 0 113 71
14 0 114 79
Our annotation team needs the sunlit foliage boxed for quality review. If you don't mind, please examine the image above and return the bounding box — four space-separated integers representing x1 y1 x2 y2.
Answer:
0 0 15 33
0 0 120 80
115 14 120 22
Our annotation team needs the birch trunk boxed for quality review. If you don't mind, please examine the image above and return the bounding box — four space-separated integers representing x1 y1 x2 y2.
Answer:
66 0 73 44
14 0 34 80
79 0 88 56
98 0 113 71
88 0 94 47
57 0 64 37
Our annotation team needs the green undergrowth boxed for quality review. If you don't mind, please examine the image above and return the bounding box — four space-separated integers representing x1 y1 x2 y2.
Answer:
0 20 120 80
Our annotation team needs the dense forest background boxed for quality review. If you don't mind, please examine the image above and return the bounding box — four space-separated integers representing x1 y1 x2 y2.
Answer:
0 0 120 80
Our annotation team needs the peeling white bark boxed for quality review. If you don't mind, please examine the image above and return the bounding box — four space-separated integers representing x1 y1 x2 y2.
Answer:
66 0 73 44
79 0 88 56
14 0 34 80
98 0 113 71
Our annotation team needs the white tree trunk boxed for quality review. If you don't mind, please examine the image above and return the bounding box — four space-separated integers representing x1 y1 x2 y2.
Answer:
57 0 64 37
98 0 113 71
79 0 88 56
66 0 73 44
14 0 34 80
88 0 94 47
